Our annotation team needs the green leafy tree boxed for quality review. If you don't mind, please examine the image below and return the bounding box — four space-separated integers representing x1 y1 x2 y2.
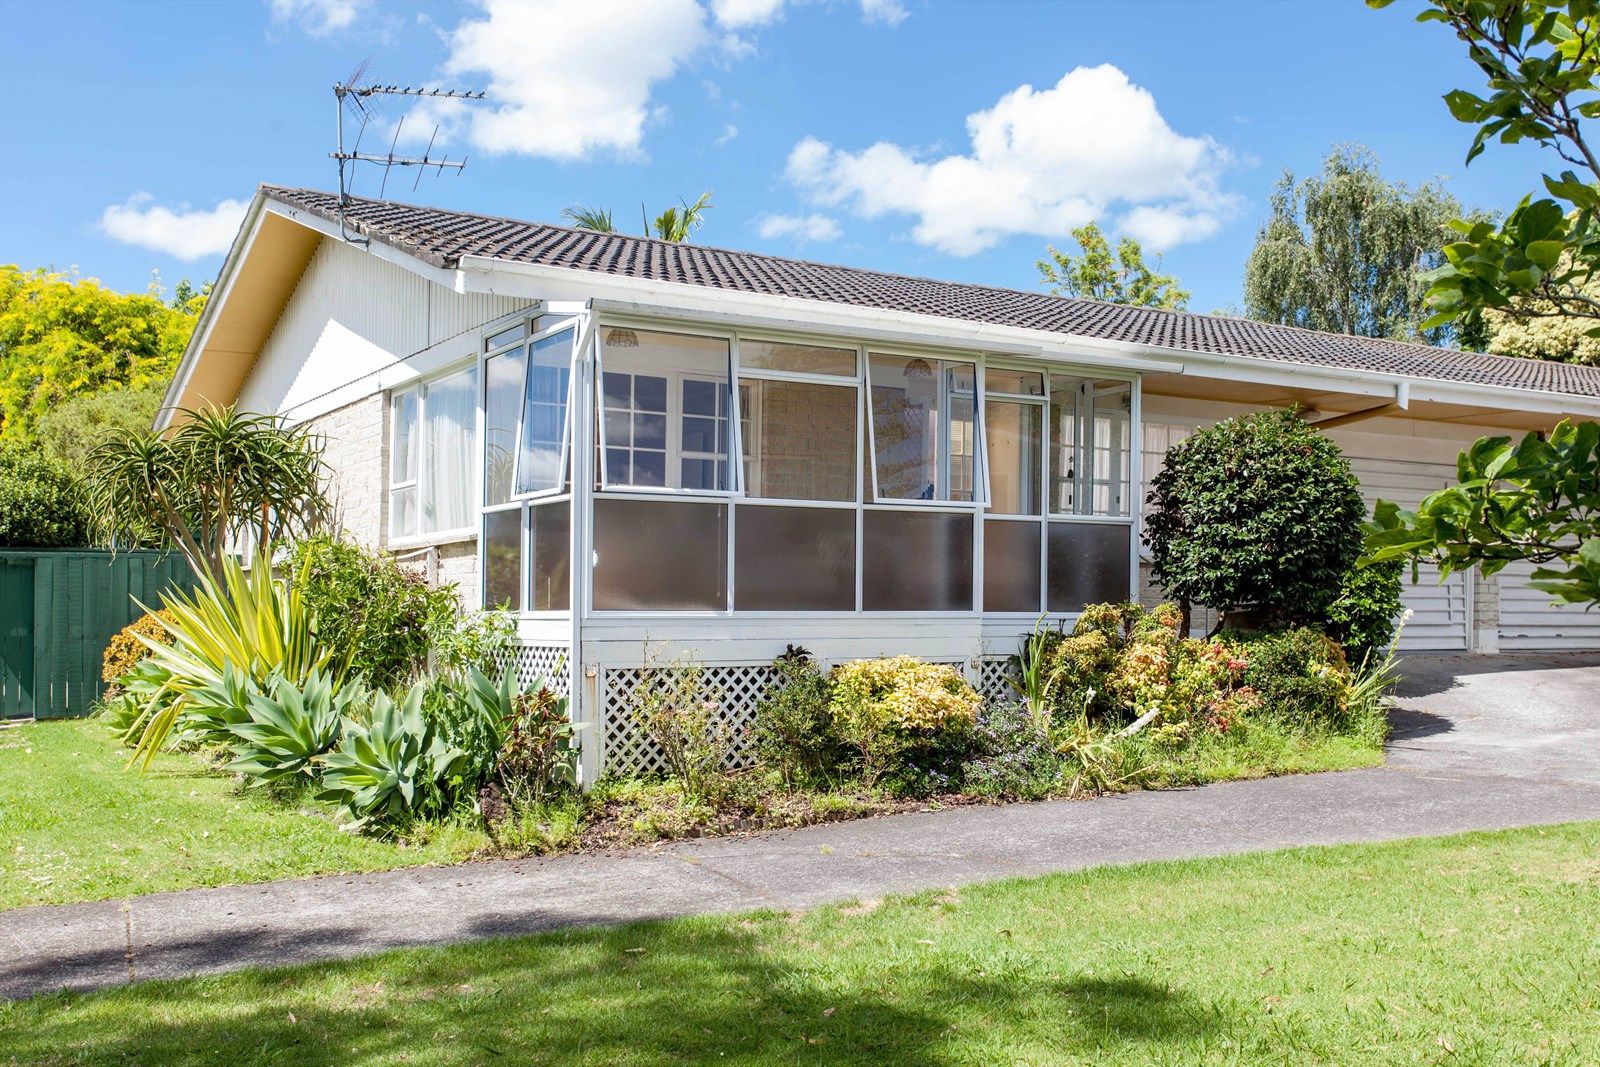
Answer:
1367 420 1600 604
0 443 90 547
562 191 714 242
1242 144 1473 344
86 406 330 576
0 266 200 440
1145 410 1367 629
1372 0 1600 338
1037 222 1190 309
32 384 166 469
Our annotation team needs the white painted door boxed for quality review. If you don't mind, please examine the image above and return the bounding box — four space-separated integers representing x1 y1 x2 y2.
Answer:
1497 561 1600 650
1346 457 1471 652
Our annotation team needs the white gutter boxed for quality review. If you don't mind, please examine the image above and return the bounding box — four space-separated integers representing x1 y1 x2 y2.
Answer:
454 254 1600 420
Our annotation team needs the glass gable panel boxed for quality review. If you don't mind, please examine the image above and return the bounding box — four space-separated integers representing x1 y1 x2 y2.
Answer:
740 378 857 501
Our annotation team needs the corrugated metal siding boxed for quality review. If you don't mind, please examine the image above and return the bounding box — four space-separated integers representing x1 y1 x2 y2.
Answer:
237 237 531 417
1497 561 1600 650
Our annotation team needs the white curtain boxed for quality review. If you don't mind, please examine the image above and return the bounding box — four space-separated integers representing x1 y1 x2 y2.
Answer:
424 365 478 533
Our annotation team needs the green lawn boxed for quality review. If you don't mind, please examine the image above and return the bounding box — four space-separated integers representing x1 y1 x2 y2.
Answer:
0 719 486 912
3 823 1595 1065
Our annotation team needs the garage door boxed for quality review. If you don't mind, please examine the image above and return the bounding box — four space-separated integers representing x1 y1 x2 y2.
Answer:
1347 457 1471 651
1497 561 1600 650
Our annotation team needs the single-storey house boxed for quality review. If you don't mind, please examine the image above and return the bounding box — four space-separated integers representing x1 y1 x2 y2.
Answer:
163 186 1600 779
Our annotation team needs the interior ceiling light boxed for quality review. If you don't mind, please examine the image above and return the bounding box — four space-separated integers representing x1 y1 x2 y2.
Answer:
605 328 640 348
903 357 933 378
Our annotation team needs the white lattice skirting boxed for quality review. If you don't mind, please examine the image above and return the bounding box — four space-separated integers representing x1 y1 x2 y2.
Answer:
501 643 572 698
978 658 1014 705
602 662 782 777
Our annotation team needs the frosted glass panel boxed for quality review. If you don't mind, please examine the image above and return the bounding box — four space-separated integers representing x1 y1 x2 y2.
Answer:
740 339 856 376
740 379 857 501
483 508 520 610
1046 521 1131 613
529 500 570 612
734 505 855 611
984 519 1041 613
862 509 973 611
593 497 728 610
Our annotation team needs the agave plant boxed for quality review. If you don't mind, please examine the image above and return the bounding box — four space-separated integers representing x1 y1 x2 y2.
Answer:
224 669 354 786
122 550 349 768
318 683 464 830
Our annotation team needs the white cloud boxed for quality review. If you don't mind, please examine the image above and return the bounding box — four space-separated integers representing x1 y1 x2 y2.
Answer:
420 0 711 160
859 0 908 26
98 195 248 261
716 123 740 145
267 0 371 37
711 0 784 28
756 213 842 242
785 64 1237 255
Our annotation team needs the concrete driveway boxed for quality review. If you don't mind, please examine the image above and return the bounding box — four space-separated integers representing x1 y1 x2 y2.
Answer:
4 653 1599 1001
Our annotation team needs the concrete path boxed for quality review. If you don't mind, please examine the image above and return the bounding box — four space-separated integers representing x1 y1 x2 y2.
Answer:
5 652 1598 1001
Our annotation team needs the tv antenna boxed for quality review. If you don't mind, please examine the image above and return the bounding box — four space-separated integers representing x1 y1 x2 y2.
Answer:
330 58 485 245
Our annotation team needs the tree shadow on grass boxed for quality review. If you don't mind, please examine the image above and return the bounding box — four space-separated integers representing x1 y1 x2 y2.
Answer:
4 921 1242 1065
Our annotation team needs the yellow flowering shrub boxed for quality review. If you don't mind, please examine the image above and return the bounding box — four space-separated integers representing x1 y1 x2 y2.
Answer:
101 609 179 684
828 656 980 788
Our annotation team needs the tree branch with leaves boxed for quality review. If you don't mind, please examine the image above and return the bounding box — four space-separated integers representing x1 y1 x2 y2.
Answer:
1036 221 1190 309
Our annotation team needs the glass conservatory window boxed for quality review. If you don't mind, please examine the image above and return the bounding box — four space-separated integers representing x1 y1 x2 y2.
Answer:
600 328 734 492
513 328 574 497
592 496 729 610
389 362 477 540
739 378 857 501
739 339 857 377
862 509 973 611
483 346 526 507
867 353 977 503
1048 375 1133 517
984 398 1043 516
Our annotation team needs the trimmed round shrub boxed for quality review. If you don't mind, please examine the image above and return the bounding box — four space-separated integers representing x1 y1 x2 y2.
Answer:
0 444 90 547
1326 558 1404 667
828 656 981 792
1144 409 1365 626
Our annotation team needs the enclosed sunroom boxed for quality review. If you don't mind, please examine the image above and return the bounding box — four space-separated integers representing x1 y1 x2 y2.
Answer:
447 308 1143 778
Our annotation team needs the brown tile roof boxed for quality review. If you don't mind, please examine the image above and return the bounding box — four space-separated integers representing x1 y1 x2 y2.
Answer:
262 185 1600 401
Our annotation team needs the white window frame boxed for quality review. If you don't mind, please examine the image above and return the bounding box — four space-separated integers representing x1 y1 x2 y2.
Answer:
863 346 988 509
509 320 580 503
388 357 478 547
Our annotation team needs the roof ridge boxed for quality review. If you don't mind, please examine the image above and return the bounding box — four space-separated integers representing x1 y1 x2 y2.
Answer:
257 185 1600 396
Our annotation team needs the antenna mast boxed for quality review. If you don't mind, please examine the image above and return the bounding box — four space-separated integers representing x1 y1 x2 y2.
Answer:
331 60 485 246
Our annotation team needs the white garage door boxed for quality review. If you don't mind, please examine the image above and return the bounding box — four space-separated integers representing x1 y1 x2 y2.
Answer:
1497 561 1600 650
1347 457 1471 651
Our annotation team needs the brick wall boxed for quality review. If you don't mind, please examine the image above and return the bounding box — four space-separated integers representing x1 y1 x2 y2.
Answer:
747 379 856 499
304 394 387 547
1472 567 1499 653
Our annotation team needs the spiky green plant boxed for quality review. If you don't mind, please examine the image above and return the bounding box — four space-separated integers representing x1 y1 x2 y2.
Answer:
561 205 616 232
224 670 355 786
121 551 347 767
318 682 464 831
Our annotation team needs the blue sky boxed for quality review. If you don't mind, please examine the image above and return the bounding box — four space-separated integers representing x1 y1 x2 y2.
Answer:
0 0 1557 315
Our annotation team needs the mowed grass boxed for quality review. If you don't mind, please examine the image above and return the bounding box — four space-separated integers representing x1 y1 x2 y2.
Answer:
4 823 1596 1066
0 719 486 911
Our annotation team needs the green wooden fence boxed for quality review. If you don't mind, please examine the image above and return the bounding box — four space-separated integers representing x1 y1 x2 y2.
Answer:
0 550 197 720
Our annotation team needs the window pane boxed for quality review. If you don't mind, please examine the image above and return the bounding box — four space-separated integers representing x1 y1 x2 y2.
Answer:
985 399 1042 515
868 354 976 502
734 505 855 610
1049 375 1132 517
1046 521 1131 613
739 339 856 376
593 497 728 610
601 330 731 491
862 509 973 611
423 366 477 532
740 378 857 501
486 322 526 350
484 348 526 507
483 508 521 610
391 391 419 484
984 519 1041 613
529 499 570 612
515 330 573 496
986 368 1044 396
390 485 418 540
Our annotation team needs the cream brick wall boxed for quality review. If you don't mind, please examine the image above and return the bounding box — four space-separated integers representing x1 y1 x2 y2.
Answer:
1472 567 1500 653
305 394 387 548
